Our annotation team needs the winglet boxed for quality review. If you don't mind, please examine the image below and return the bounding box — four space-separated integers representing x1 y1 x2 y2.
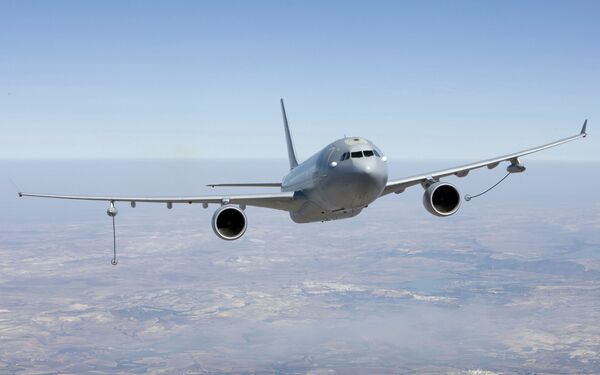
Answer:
280 98 299 169
9 179 23 197
581 119 588 137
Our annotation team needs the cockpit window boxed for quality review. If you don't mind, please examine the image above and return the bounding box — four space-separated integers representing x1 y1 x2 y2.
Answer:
345 149 380 159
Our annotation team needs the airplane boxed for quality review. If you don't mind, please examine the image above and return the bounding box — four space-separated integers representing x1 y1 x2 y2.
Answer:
19 99 588 243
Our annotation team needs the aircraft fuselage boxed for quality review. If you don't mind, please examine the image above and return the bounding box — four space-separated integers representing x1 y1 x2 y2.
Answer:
281 137 388 223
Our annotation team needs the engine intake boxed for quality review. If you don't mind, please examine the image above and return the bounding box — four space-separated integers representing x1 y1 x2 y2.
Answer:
212 205 247 240
423 182 461 217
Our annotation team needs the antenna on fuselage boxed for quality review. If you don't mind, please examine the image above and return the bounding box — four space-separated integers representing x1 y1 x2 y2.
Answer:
280 98 299 170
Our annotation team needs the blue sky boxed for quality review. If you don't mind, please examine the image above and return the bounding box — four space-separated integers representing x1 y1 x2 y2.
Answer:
1 1 598 161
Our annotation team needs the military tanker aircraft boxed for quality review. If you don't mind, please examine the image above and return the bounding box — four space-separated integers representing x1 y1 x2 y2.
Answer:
20 100 588 241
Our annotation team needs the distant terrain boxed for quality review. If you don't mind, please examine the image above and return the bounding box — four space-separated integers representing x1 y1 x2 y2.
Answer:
1 160 599 374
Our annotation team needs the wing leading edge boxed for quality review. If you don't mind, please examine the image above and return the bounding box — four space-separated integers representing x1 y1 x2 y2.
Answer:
18 191 304 212
206 183 282 188
382 120 588 196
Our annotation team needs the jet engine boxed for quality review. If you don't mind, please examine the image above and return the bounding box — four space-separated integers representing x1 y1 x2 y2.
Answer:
212 205 247 240
422 181 461 217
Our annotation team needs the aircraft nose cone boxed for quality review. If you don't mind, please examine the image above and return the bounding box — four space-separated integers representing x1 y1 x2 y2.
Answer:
323 155 388 210
353 159 388 196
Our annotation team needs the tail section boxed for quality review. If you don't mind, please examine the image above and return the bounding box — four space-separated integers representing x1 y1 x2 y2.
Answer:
280 98 299 169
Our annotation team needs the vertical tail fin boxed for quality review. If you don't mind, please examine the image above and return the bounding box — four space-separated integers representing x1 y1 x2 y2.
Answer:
280 98 299 169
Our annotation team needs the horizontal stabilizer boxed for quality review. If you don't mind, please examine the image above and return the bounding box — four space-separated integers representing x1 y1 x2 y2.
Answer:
207 183 282 188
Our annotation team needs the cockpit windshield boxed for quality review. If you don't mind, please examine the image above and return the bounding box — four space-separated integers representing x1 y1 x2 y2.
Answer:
340 150 380 161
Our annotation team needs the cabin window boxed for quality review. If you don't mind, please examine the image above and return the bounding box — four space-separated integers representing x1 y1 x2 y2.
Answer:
363 150 374 157
351 151 363 158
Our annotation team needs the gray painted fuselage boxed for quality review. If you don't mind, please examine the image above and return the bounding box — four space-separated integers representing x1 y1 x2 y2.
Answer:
281 137 388 223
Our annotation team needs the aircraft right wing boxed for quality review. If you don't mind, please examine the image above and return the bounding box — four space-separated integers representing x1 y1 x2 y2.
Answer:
19 190 305 212
207 182 282 188
381 120 588 196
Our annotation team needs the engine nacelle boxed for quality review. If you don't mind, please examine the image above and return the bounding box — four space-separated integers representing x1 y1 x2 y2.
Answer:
212 205 247 240
422 182 461 217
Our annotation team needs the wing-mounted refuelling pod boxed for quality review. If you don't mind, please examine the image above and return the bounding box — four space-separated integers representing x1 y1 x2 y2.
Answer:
507 157 526 173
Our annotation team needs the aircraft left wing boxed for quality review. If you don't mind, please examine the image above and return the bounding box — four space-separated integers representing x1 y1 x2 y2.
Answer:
382 120 588 196
18 191 304 212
